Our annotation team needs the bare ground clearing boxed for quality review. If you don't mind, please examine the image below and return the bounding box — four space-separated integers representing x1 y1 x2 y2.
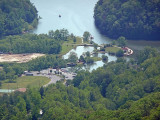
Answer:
0 53 45 63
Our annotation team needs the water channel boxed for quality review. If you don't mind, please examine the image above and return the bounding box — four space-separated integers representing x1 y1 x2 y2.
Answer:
30 0 160 70
63 46 117 71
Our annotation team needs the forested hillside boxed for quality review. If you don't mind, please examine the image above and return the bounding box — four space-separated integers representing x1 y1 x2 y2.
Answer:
0 47 160 119
94 0 160 40
0 0 38 37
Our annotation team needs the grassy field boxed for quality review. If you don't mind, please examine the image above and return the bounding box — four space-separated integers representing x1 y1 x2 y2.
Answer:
60 37 82 55
1 76 50 89
61 44 75 55
91 57 102 61
105 47 121 53
67 36 82 44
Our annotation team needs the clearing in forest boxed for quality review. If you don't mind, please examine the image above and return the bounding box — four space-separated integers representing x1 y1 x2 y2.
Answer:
0 76 50 89
0 53 45 63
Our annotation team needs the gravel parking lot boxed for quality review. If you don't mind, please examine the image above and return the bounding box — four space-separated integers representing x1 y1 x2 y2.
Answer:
26 68 77 87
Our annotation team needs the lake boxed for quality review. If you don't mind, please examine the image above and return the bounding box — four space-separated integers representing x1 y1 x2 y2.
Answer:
31 0 160 50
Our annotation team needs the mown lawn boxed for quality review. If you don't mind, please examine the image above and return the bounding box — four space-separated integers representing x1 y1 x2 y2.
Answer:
105 47 121 53
60 37 82 55
1 76 50 89
61 44 75 55
67 37 82 44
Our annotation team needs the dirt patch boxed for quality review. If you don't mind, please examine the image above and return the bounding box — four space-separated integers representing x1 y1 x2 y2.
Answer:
0 53 45 63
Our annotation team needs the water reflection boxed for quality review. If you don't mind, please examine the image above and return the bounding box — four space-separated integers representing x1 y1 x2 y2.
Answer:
63 46 94 59
63 46 117 71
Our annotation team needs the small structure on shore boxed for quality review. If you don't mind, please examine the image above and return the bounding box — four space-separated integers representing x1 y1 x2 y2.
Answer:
122 47 133 56
16 88 26 92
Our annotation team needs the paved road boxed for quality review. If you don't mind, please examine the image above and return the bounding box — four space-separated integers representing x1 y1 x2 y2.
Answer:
43 75 61 87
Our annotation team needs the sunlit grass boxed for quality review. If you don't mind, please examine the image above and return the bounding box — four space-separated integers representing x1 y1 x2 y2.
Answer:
1 76 50 89
105 47 121 53
60 37 82 55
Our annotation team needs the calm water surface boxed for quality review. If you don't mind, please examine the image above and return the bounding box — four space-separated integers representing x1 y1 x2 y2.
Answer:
0 89 14 93
63 46 118 71
31 0 109 44
31 0 160 50
31 0 157 71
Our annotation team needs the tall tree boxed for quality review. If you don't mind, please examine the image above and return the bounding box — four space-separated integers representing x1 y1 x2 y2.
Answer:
83 31 91 42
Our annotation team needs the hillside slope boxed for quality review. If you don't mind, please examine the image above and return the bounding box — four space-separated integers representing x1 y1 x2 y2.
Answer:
0 0 38 37
0 47 160 119
94 0 160 40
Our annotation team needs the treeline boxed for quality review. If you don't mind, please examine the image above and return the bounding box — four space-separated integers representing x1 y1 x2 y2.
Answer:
0 55 67 82
0 47 160 119
0 88 42 120
94 0 160 40
0 34 62 54
0 29 72 54
0 83 159 120
0 0 38 37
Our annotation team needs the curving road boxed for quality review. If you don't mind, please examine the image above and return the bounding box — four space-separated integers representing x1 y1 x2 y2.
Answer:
43 75 61 87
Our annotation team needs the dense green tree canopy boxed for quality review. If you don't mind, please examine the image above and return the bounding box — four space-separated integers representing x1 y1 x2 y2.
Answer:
68 52 78 63
0 34 61 54
83 31 91 42
0 0 38 37
94 0 160 40
0 47 160 119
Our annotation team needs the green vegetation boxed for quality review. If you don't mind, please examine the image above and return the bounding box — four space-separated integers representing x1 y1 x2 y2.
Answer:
0 0 159 119
60 36 82 55
0 34 61 54
1 76 50 89
117 36 127 47
0 0 38 37
0 47 160 119
0 29 82 55
68 52 78 63
105 47 121 53
91 57 102 61
67 36 82 44
0 55 67 82
78 51 101 64
94 0 160 40
116 49 124 57
102 55 108 61
60 44 74 55
83 31 91 42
